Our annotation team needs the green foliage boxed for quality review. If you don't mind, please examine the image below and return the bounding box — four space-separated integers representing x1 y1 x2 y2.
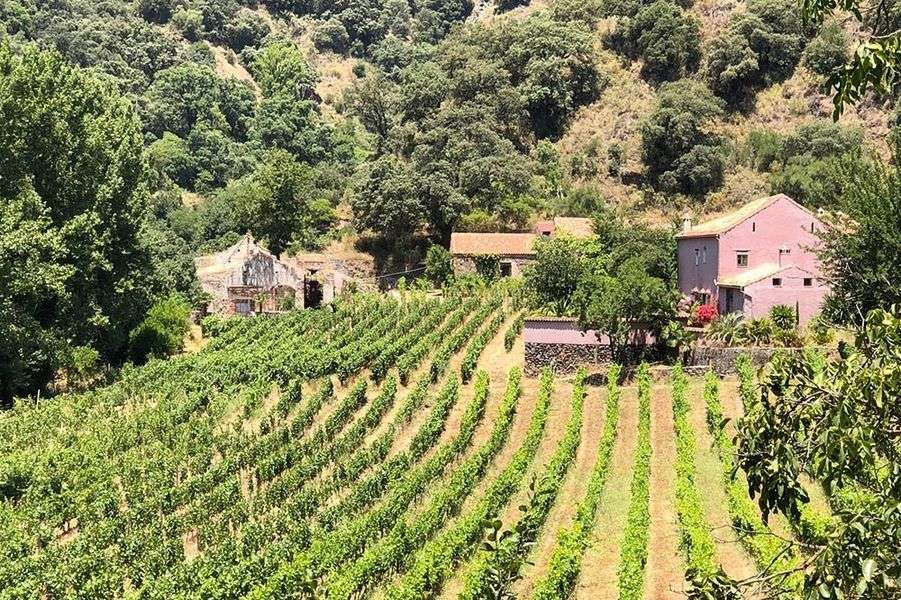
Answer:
425 244 454 287
617 362 652 599
817 148 901 325
612 1 701 82
705 0 806 105
575 258 675 362
503 312 525 352
640 80 725 196
352 154 423 240
128 295 191 363
0 44 154 401
532 363 621 599
523 236 595 314
671 364 721 591
803 20 849 76
473 254 502 282
313 18 351 53
736 308 901 597
769 304 797 330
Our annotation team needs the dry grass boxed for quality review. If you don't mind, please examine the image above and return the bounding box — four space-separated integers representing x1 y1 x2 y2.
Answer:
646 384 684 599
512 385 608 599
575 385 639 599
211 45 261 98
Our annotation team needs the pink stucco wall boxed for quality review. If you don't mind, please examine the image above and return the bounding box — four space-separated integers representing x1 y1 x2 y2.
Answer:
677 237 719 294
742 266 828 323
717 196 824 280
678 196 828 323
523 319 654 346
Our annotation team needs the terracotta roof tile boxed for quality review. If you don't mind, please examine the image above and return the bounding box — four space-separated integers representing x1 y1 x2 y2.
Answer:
450 232 538 256
677 194 794 238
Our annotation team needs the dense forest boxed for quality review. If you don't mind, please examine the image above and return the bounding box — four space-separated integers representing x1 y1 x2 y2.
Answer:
1 0 900 399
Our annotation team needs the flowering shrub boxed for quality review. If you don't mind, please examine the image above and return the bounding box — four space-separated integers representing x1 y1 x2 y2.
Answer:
696 304 718 324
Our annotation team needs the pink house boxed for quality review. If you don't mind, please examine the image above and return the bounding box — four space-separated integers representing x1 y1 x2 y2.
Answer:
677 194 829 324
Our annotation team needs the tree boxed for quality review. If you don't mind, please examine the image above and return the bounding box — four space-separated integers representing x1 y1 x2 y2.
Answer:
0 44 154 400
817 149 901 325
344 72 399 154
732 307 901 597
617 1 701 82
523 236 596 314
803 20 849 77
352 154 425 240
226 9 270 51
640 79 726 195
313 18 351 53
705 0 805 105
137 0 174 24
425 244 453 286
252 42 319 101
574 257 674 363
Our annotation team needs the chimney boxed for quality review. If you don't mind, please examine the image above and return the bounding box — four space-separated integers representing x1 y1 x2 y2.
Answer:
682 213 692 233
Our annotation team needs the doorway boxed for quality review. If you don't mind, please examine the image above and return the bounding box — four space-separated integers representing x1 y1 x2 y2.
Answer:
304 278 323 309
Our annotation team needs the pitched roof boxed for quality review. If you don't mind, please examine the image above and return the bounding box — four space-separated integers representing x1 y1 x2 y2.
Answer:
450 232 537 256
717 263 814 288
553 217 593 238
195 233 278 277
677 194 797 239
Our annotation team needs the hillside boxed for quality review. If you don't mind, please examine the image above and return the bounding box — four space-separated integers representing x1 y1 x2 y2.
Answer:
0 291 830 598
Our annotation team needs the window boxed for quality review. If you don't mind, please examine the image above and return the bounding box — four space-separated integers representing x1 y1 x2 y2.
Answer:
736 252 749 267
780 248 791 255
772 278 782 287
541 231 551 237
235 299 252 315
694 248 700 266
810 222 815 233
702 246 707 264
752 222 756 232
500 262 512 277
803 278 813 287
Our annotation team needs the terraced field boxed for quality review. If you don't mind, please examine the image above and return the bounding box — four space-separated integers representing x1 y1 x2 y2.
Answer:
0 291 830 598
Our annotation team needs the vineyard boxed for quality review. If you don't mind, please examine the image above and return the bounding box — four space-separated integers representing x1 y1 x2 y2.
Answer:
0 290 835 599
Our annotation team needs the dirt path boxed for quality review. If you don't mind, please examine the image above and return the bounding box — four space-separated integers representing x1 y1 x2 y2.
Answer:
687 379 757 582
575 386 639 600
645 384 683 600
513 384 608 599
435 374 576 599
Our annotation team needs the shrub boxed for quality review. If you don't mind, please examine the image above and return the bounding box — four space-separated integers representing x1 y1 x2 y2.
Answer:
769 304 796 330
137 0 174 23
172 8 204 42
618 1 701 82
425 244 453 287
313 18 351 54
129 295 191 363
473 254 501 282
743 317 774 345
803 21 849 77
706 312 744 346
640 80 726 196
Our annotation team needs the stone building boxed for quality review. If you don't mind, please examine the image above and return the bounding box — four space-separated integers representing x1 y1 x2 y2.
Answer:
195 233 305 316
449 232 538 277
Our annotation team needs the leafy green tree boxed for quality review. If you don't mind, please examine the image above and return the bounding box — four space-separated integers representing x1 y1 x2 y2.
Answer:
733 307 901 597
226 9 270 51
425 244 454 286
0 44 154 399
616 0 701 82
523 236 596 314
313 18 351 53
225 150 336 254
705 0 805 105
803 20 849 77
352 154 425 240
137 0 175 24
574 257 674 362
128 294 191 363
640 79 725 195
344 72 399 154
817 149 901 325
252 42 319 101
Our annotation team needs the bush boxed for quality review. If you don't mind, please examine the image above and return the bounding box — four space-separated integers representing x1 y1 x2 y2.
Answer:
137 0 174 23
473 254 501 281
226 9 270 51
129 295 191 363
743 317 774 345
617 1 701 82
696 303 718 324
313 18 351 53
640 80 726 196
425 244 453 287
803 21 849 77
172 8 204 41
769 304 797 330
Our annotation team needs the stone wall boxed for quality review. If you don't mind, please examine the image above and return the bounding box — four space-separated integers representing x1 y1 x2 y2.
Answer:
688 345 831 374
524 342 611 376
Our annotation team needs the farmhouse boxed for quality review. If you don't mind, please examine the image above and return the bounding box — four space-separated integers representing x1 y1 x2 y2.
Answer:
195 233 305 316
677 194 828 323
450 217 594 276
